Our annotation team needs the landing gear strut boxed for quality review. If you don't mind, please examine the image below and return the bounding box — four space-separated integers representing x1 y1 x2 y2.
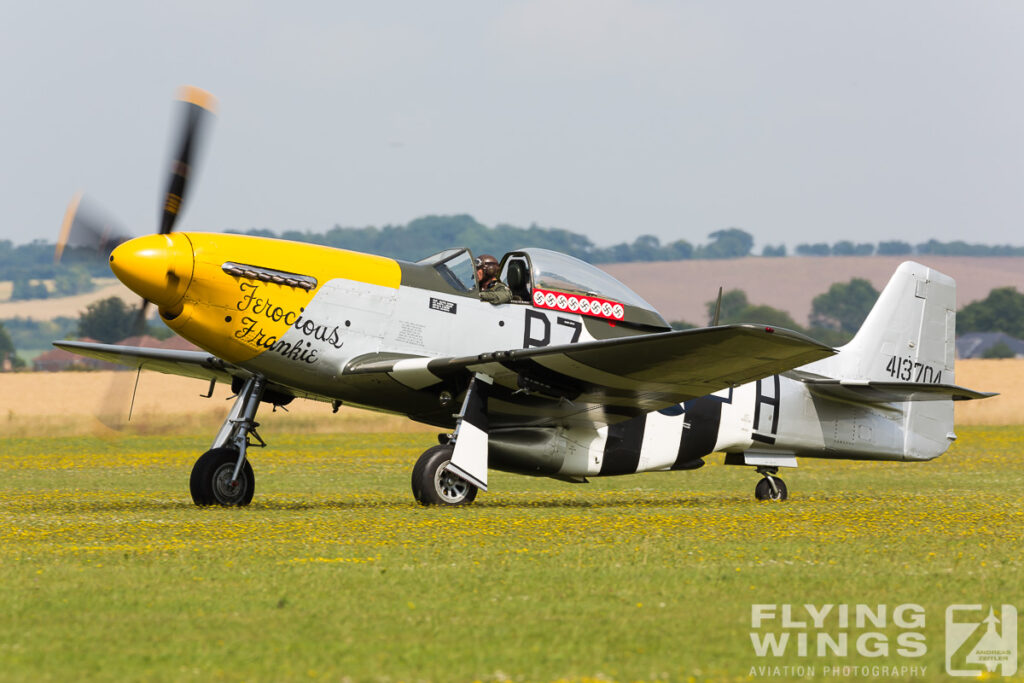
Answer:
190 375 266 506
754 465 788 501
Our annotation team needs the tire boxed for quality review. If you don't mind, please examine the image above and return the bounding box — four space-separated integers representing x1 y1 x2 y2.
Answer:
411 445 478 506
190 447 255 507
754 477 788 501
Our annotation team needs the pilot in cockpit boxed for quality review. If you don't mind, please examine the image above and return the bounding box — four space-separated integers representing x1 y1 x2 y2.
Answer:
475 254 513 304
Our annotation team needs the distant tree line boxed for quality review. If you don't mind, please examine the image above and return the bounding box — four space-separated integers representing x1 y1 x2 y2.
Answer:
7 264 95 301
230 220 1024 264
5 218 1024 295
0 321 24 369
228 219 758 264
671 278 880 346
958 287 1024 338
0 239 111 286
1 316 77 352
672 280 1024 348
792 239 1024 258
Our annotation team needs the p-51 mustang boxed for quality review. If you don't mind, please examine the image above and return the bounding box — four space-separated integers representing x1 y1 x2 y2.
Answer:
56 87 992 506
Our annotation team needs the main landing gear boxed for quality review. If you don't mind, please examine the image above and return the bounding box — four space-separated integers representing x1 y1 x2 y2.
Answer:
412 374 491 506
753 465 788 501
411 443 478 506
190 375 266 506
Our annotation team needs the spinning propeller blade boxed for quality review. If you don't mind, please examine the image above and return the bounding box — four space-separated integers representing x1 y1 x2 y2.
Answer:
55 192 132 264
56 86 218 428
57 85 217 266
161 86 217 235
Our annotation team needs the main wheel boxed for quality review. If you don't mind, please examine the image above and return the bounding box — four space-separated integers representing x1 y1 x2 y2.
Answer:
411 445 478 506
754 476 788 501
190 447 255 507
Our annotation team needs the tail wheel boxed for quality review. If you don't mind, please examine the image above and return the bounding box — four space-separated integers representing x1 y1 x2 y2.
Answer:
411 445 478 506
190 447 255 507
754 476 788 501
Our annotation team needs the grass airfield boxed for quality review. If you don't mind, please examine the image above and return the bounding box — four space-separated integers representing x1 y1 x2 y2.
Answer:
2 427 1022 682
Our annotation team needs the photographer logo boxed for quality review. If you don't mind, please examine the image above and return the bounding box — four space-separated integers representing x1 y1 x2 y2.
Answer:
945 605 1017 677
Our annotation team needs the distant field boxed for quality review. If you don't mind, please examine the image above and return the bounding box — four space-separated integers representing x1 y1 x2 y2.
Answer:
0 278 133 321
1 358 1015 438
605 255 1024 325
1 427 1021 681
0 370 433 438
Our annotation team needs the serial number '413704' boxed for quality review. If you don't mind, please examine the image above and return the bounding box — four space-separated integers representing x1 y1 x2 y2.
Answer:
885 355 944 384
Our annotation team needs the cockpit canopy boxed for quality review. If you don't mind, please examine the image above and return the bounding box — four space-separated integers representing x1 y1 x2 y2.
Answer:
416 248 477 292
417 247 668 329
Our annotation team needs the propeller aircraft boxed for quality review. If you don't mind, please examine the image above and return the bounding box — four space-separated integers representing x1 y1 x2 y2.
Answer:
55 87 993 506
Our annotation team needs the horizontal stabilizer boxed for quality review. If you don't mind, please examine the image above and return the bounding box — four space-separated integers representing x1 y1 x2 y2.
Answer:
785 370 995 403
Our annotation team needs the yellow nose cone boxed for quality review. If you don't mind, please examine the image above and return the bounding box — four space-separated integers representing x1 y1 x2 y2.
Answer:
109 233 194 312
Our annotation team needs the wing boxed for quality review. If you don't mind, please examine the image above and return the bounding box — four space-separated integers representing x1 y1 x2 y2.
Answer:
54 340 238 383
347 324 835 425
52 340 322 403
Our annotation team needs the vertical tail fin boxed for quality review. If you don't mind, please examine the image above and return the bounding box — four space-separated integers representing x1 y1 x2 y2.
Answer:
820 261 956 384
811 261 959 461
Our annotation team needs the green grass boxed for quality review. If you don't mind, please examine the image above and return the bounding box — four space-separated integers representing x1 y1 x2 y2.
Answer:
1 428 1022 682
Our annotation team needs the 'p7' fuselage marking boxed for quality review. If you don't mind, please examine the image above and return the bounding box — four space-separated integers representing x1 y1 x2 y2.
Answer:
523 309 584 348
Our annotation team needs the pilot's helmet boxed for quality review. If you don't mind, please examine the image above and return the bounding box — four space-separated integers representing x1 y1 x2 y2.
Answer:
475 254 500 279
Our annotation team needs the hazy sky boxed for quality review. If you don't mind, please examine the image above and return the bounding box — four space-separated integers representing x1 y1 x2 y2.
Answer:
3 1 1023 251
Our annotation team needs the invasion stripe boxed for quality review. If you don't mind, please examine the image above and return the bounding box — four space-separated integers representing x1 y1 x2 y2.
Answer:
674 396 723 469
600 416 645 475
638 410 686 471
